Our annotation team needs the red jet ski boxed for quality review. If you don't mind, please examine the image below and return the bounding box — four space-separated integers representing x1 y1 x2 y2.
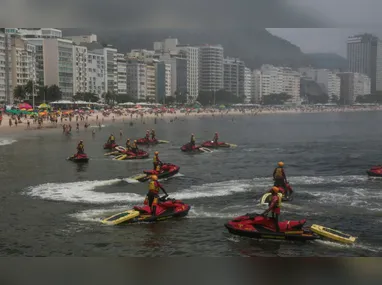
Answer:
367 166 382 177
129 163 180 182
201 141 235 148
101 196 191 225
103 142 118 150
114 149 149 160
225 213 319 241
67 153 89 163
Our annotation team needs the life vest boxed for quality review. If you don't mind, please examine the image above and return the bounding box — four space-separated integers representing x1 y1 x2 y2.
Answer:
276 193 282 208
191 136 195 143
269 193 282 209
149 181 159 193
132 143 137 149
153 155 159 163
110 136 115 141
274 167 284 179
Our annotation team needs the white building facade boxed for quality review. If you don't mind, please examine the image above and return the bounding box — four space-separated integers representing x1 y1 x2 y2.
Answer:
260 65 301 104
354 73 371 97
87 50 106 98
127 61 148 101
43 38 74 99
116 53 127 95
65 34 97 45
146 63 156 101
5 28 62 39
260 65 283 96
244 67 252 103
281 68 301 103
0 32 10 103
177 46 199 102
73 45 88 94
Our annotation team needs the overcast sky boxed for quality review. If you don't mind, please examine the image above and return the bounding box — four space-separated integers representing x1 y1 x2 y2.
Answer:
1 0 382 56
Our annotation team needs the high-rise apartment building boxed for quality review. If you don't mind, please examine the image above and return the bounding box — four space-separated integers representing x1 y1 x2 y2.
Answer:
260 65 301 104
199 45 224 92
251 70 262 103
73 45 88 94
156 61 172 103
87 50 105 98
223 57 245 97
127 60 148 101
103 47 118 94
116 53 127 95
43 38 74 99
177 46 199 102
0 32 11 103
244 67 252 103
347 34 378 93
146 63 156 101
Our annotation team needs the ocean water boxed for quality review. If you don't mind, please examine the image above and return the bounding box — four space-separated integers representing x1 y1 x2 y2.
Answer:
1 111 382 256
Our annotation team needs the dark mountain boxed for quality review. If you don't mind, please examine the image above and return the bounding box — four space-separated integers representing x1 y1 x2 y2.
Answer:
306 53 348 71
61 28 345 70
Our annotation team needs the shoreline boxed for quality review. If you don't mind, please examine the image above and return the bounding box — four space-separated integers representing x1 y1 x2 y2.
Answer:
1 106 382 137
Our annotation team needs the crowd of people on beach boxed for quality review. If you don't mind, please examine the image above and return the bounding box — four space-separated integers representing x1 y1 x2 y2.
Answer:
1 104 382 134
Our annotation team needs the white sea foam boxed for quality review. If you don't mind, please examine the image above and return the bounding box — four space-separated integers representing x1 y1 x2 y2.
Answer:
0 138 17 146
26 179 143 204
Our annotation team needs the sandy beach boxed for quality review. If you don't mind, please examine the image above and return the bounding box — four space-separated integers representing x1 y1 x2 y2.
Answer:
1 105 382 137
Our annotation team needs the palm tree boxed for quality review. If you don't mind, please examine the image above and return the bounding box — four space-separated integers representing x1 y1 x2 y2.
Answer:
37 85 48 102
24 80 34 98
46 85 62 102
102 91 117 106
13 85 26 102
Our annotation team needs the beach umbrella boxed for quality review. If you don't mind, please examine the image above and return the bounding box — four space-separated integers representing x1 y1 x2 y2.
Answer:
38 103 51 109
19 103 33 109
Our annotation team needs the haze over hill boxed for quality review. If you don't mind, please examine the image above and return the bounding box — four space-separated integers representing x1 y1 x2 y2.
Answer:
62 28 347 70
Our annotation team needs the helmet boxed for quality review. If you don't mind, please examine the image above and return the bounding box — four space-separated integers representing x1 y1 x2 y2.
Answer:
154 151 159 155
215 132 218 134
272 186 279 193
146 130 149 132
79 140 83 143
134 140 137 142
127 138 130 141
191 133 194 136
151 175 158 181
278 161 284 167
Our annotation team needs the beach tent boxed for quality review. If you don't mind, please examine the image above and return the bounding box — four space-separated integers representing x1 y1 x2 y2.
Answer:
8 109 21 115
